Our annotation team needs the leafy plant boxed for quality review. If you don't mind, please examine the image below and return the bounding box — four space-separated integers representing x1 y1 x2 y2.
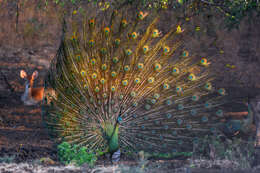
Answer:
0 155 15 163
57 142 97 167
191 135 256 169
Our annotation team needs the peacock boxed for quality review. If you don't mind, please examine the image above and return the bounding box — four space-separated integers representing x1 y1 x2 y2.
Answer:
42 9 250 162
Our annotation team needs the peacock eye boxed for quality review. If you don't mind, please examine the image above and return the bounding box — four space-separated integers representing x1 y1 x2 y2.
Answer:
132 102 138 107
137 63 144 69
166 113 172 119
121 19 127 27
190 109 197 115
200 58 208 66
89 19 95 26
111 71 117 77
178 104 184 110
124 65 130 72
201 116 208 122
154 63 161 71
111 86 116 92
148 77 154 83
143 45 149 53
163 46 170 54
100 48 107 54
131 32 137 39
164 125 169 130
138 11 144 19
145 104 151 110
134 78 140 84
182 51 189 57
101 64 107 70
177 119 183 125
151 99 156 104
172 131 177 136
216 109 223 116
104 27 110 34
95 86 99 92
91 59 96 65
125 49 132 56
218 88 226 96
186 124 192 130
130 91 136 97
152 29 159 37
122 80 128 86
163 83 170 90
100 78 105 84
81 70 86 76
113 57 119 63
92 73 97 79
114 39 120 45
89 40 95 46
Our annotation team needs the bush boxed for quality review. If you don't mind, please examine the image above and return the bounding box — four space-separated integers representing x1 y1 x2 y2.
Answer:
57 142 97 167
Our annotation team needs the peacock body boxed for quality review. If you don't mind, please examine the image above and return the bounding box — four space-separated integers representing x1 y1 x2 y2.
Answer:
43 9 235 158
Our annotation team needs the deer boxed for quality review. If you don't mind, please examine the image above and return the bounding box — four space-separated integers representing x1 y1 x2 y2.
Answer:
20 70 56 106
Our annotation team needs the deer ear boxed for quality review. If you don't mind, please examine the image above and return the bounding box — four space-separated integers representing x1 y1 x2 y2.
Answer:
32 70 39 79
20 70 27 79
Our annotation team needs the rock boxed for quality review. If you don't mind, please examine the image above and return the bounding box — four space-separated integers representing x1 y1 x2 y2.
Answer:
39 157 55 165
28 50 35 55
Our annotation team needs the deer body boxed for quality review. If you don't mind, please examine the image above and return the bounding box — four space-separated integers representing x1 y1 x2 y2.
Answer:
20 70 55 105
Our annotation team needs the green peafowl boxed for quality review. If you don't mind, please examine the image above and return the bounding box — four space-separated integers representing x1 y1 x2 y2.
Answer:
42 9 246 162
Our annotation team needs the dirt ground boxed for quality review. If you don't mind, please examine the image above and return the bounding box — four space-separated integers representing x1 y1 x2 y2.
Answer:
0 46 58 162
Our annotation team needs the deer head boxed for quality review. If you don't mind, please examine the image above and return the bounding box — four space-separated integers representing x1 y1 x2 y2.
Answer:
20 70 44 105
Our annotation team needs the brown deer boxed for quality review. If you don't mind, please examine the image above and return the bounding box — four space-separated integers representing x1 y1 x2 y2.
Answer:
20 70 55 105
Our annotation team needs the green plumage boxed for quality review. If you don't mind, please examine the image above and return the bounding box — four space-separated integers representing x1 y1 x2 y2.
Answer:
105 123 119 153
42 9 240 156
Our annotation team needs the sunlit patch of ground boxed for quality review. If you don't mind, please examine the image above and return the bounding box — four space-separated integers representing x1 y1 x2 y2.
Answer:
0 159 260 173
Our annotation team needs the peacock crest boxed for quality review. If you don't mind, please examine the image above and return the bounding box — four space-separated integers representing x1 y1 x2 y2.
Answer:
43 8 229 157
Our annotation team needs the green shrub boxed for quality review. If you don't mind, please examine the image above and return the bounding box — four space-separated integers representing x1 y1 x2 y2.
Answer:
57 142 97 167
0 155 15 163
